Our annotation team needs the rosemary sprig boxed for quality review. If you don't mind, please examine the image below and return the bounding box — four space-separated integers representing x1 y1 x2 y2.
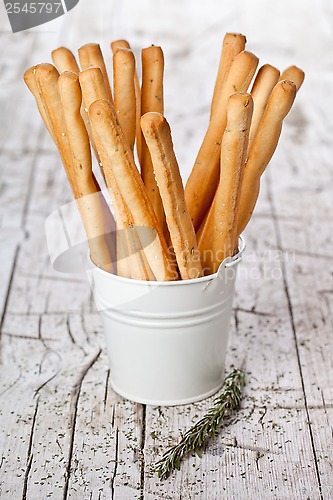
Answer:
154 368 245 480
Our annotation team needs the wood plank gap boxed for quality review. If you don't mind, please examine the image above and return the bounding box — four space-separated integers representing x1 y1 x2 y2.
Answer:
110 428 119 500
22 397 39 500
21 125 47 229
103 369 110 411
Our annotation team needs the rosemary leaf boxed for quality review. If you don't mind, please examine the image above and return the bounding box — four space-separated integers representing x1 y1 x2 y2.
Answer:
154 368 245 480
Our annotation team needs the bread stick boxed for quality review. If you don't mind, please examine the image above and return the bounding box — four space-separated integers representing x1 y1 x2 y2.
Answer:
280 65 305 91
115 213 155 280
78 43 112 158
79 66 109 107
111 39 142 160
78 43 113 102
79 66 109 167
140 46 166 232
58 71 114 273
141 112 203 279
52 46 98 159
237 80 297 235
111 40 129 52
90 110 160 281
89 99 177 281
199 93 253 274
123 225 156 281
52 47 80 74
34 63 79 198
24 66 55 142
79 67 152 279
113 48 136 151
185 51 259 231
248 64 280 153
52 47 97 164
210 33 246 118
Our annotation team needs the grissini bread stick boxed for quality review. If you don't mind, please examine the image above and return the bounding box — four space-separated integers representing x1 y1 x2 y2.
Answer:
185 51 259 231
141 112 203 280
35 63 115 254
248 64 280 153
237 80 297 235
24 66 55 142
78 66 120 241
79 67 152 279
111 39 130 51
79 66 109 170
34 63 79 198
210 33 246 119
140 46 166 233
113 48 136 151
195 209 208 241
24 65 107 219
79 67 129 277
79 66 109 107
114 219 131 278
90 113 157 281
58 71 114 273
199 93 253 275
111 39 142 160
52 47 93 154
279 65 305 91
91 110 153 280
112 210 155 280
89 99 177 281
78 43 113 103
125 226 156 281
52 47 80 74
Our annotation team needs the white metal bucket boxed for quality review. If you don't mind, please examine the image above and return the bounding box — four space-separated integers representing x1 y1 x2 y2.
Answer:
88 236 245 406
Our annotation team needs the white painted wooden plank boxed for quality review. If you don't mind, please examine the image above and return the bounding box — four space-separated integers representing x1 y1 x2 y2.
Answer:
0 230 21 324
0 318 101 499
0 151 38 229
266 74 333 498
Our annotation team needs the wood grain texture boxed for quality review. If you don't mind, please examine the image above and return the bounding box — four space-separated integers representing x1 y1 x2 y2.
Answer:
0 0 332 498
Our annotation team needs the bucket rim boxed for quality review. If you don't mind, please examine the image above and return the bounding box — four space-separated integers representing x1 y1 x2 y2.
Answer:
89 235 245 287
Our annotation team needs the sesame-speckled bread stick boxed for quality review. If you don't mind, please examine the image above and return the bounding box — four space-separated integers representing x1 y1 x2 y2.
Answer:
34 63 79 198
79 67 154 280
210 33 246 118
52 47 94 156
185 51 259 231
198 93 253 275
141 112 203 280
113 48 136 151
58 71 114 273
111 39 142 159
78 66 109 171
89 99 175 281
237 80 297 236
25 64 104 201
248 64 280 153
140 46 167 234
24 66 55 142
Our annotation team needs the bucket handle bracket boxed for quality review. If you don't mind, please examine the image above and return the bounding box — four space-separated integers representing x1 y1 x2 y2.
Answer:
216 235 246 278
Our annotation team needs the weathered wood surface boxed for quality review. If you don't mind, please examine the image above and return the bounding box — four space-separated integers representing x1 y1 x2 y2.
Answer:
0 0 332 498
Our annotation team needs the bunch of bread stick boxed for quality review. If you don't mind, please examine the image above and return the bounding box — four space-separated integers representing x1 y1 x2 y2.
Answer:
24 33 304 281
